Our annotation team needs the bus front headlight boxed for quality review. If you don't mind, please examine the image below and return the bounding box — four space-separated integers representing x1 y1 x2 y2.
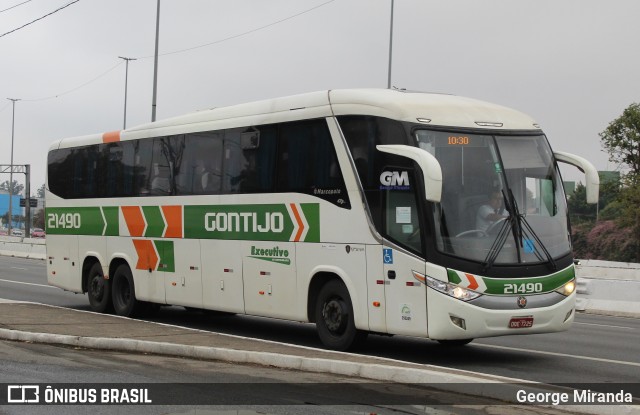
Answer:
555 278 576 296
423 274 482 302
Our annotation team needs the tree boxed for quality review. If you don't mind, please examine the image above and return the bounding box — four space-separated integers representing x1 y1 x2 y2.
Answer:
567 175 620 224
0 180 24 196
573 104 640 262
600 102 640 177
599 103 640 261
33 208 45 229
36 183 45 198
567 183 596 223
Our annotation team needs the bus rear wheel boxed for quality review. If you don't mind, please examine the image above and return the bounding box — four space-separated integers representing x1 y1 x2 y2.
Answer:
315 280 367 351
111 264 140 317
87 263 112 313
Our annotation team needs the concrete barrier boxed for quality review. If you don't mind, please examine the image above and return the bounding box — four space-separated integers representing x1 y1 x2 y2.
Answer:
0 236 46 260
575 259 640 318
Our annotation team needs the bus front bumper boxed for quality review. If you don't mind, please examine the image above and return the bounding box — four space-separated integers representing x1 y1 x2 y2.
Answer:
426 289 576 340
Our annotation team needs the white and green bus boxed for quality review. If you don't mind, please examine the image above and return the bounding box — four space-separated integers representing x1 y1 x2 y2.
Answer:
46 89 599 351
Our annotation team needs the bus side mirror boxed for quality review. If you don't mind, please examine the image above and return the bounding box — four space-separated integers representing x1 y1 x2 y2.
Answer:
554 151 600 204
376 144 442 202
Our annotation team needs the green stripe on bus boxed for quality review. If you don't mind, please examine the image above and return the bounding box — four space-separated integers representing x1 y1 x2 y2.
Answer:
154 240 175 273
47 202 320 242
446 266 575 295
300 203 320 242
102 207 119 236
183 203 319 242
143 206 165 238
46 207 104 235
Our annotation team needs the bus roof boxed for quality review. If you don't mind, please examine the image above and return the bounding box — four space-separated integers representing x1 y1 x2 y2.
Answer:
50 89 540 150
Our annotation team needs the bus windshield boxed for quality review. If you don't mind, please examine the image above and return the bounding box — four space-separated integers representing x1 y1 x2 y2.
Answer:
415 130 571 265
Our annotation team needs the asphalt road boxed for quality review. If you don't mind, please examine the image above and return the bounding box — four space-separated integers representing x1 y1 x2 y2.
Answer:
1 256 639 386
3 340 516 415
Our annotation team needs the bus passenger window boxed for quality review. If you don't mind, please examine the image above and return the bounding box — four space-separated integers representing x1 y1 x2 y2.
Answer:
223 126 277 194
175 132 223 195
150 163 172 195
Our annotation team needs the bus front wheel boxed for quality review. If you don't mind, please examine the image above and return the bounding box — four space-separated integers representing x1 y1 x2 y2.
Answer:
111 264 139 317
315 280 367 351
87 262 112 313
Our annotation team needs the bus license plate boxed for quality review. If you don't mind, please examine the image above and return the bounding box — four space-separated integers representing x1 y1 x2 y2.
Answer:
509 317 534 329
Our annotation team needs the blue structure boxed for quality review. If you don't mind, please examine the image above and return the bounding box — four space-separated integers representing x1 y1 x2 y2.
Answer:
0 193 23 228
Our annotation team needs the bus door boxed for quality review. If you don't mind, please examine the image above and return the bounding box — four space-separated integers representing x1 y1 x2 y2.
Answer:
381 170 428 337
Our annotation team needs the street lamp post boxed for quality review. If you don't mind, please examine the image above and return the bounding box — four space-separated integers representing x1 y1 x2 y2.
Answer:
119 56 136 129
151 0 160 122
6 98 19 235
387 0 394 89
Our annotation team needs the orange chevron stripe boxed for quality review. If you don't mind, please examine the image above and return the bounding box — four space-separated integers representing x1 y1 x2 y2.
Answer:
290 203 305 242
465 273 479 290
161 205 182 238
122 206 145 237
132 239 158 271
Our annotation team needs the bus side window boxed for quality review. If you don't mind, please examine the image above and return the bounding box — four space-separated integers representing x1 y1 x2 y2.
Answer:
149 138 174 195
48 148 72 198
277 119 349 207
175 132 223 195
223 126 277 194
383 170 423 254
134 139 153 196
71 148 88 198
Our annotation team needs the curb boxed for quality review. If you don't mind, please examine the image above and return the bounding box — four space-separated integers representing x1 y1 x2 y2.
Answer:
1 327 637 414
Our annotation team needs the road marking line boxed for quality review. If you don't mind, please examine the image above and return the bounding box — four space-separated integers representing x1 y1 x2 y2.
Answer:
574 321 636 330
474 343 640 367
0 278 57 289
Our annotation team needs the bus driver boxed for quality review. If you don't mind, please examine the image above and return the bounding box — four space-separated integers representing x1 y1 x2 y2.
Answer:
476 190 508 232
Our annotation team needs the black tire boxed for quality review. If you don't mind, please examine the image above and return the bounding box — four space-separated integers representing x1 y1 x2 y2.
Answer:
437 339 474 347
315 280 368 351
111 264 140 317
87 262 113 313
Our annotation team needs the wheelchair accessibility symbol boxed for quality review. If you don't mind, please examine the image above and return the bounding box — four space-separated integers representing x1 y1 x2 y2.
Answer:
383 248 393 264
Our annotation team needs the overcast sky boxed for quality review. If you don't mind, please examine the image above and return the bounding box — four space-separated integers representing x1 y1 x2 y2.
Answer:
1 0 639 192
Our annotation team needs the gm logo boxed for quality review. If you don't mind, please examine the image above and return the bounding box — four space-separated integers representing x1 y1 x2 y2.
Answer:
7 385 40 403
379 171 410 190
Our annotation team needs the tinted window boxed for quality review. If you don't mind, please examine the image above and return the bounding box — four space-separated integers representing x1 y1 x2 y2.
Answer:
277 119 349 208
48 148 73 198
47 119 349 208
104 143 128 197
223 126 277 194
175 132 223 195
338 116 410 227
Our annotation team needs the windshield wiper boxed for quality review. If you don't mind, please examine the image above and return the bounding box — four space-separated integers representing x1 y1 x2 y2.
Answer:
482 215 511 272
482 189 519 272
508 189 557 270
482 189 558 272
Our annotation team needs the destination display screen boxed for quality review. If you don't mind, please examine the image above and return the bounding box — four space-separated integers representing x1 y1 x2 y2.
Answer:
416 131 489 148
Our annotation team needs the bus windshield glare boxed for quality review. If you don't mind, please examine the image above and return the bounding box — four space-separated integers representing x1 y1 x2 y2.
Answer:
415 130 571 265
